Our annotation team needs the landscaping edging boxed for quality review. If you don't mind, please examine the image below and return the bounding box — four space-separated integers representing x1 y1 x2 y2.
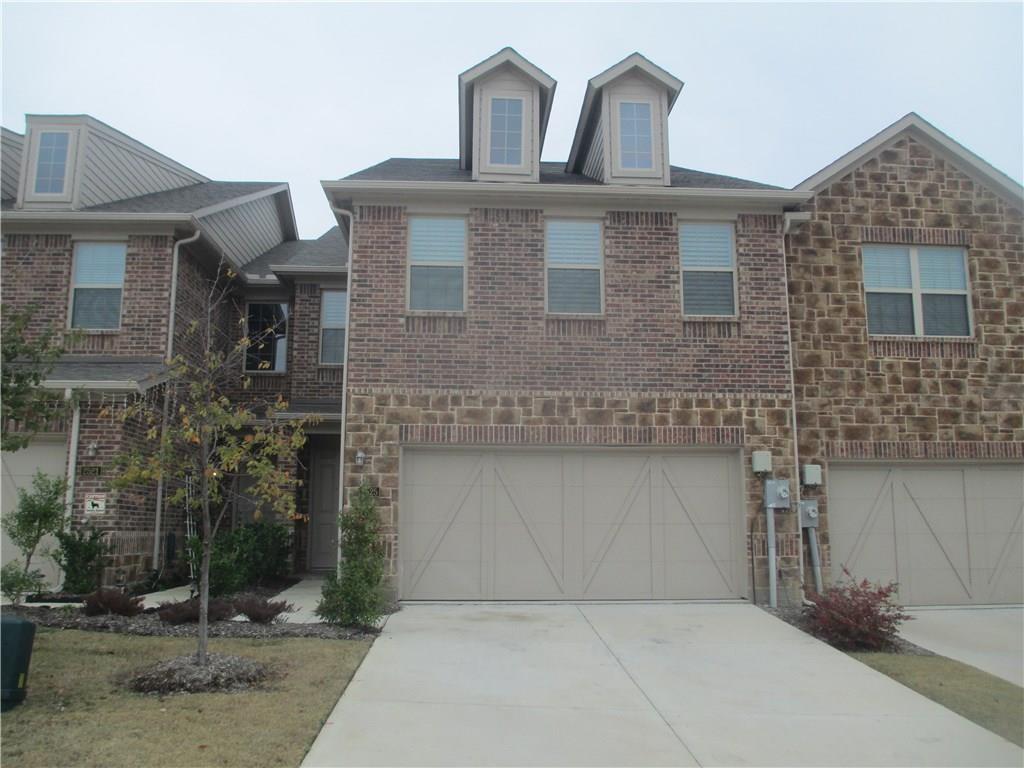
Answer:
7 606 377 640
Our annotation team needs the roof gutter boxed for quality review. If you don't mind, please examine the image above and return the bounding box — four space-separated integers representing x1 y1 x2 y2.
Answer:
0 211 193 223
322 179 811 206
41 380 143 392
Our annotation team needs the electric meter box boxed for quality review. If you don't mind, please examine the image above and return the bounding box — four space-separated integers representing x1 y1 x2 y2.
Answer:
799 499 820 528
763 479 791 509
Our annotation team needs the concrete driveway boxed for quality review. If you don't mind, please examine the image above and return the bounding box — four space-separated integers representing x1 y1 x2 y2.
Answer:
303 603 1022 767
901 606 1024 686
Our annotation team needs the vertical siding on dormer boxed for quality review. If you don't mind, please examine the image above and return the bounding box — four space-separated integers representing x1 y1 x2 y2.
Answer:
78 132 201 208
582 116 605 183
1 131 23 200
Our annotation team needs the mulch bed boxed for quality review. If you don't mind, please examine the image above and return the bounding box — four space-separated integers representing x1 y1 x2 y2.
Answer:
127 653 271 694
7 605 377 640
763 604 934 656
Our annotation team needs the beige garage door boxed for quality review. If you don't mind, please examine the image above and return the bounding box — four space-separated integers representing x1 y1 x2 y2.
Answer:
2 437 68 591
828 463 1023 605
400 448 746 600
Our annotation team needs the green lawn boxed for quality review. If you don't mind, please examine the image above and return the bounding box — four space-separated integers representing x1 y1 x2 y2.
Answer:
850 651 1024 748
1 628 371 768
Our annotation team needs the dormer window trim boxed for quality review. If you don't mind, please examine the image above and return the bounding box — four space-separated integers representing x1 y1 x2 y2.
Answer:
24 126 79 204
610 95 659 178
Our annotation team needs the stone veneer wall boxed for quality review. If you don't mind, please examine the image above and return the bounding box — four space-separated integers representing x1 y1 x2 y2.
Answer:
344 205 802 601
786 134 1024 574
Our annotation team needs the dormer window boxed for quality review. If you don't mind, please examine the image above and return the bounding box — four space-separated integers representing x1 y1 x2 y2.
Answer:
618 102 653 170
489 97 523 166
35 132 70 194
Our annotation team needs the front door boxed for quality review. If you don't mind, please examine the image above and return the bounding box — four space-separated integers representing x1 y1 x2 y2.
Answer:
309 447 341 571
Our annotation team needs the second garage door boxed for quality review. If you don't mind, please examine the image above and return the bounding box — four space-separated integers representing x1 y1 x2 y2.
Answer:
828 463 1023 605
400 448 746 600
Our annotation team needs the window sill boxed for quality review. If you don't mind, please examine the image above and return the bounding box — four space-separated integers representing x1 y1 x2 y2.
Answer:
545 316 606 338
404 314 466 335
244 370 288 376
681 318 741 339
403 310 465 317
868 336 979 359
70 328 121 334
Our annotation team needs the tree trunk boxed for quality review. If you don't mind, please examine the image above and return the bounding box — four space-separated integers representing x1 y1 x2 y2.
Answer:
197 535 211 665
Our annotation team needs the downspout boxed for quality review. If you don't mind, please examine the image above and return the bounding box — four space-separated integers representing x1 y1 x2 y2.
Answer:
330 204 355 574
63 388 81 526
783 211 811 600
152 228 202 570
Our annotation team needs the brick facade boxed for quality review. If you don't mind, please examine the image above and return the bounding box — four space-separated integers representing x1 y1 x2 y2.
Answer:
345 205 802 601
786 135 1024 573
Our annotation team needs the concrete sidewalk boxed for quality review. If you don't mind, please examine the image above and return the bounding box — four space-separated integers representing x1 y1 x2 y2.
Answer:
302 603 1022 767
902 606 1023 686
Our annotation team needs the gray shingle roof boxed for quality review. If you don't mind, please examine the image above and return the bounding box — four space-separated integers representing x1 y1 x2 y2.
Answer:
81 181 282 214
242 227 346 278
343 158 780 190
46 356 167 389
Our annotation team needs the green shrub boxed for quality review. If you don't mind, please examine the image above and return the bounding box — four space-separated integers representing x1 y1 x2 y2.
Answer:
1 472 66 590
1 561 45 605
316 483 386 627
54 525 107 594
187 522 292 597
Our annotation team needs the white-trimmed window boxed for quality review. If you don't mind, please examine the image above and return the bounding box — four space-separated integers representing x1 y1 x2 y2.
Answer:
679 223 737 316
70 242 126 330
546 220 603 314
245 302 288 372
408 217 466 312
618 101 653 170
320 290 347 365
489 97 523 166
34 131 71 195
863 245 971 336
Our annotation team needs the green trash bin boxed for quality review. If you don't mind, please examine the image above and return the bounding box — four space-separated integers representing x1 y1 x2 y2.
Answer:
1 614 36 711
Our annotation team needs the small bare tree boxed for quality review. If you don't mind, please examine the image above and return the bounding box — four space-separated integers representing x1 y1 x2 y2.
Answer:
115 258 311 665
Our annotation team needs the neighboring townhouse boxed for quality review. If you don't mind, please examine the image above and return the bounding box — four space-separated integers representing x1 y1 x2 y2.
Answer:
0 115 347 584
324 49 811 602
786 114 1024 605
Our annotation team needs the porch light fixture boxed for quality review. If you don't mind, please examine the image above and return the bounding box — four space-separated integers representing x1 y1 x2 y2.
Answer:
355 449 367 466
86 442 98 458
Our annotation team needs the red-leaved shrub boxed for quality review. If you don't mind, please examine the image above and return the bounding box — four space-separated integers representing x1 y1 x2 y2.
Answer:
83 588 144 617
233 593 295 624
157 597 235 625
804 570 910 650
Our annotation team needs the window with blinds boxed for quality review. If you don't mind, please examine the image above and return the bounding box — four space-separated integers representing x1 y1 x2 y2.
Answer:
679 223 736 316
320 289 347 365
863 245 970 336
71 242 126 329
546 220 603 314
409 217 466 311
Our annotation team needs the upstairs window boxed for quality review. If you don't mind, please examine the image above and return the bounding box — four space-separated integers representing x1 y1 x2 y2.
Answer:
34 131 70 194
618 101 653 170
679 223 737 316
71 242 126 330
320 290 347 365
863 245 971 337
489 97 523 166
408 217 466 312
546 220 603 314
245 302 288 372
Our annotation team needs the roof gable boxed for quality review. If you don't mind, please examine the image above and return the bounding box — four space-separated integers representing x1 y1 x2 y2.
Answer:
797 113 1023 207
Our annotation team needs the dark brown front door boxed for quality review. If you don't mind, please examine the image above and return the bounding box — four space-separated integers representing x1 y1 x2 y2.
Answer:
309 446 340 571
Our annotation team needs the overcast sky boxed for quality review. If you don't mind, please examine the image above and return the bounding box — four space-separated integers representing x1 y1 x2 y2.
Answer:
3 2 1022 238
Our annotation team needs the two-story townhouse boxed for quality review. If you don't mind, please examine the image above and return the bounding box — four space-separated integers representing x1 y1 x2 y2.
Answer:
324 49 811 603
0 116 348 584
785 114 1023 606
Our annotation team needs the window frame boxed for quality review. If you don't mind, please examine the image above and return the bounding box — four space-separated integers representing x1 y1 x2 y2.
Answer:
319 288 347 366
25 128 77 203
243 300 290 374
406 215 468 313
610 94 660 179
480 90 531 176
862 244 973 338
544 217 605 316
678 221 739 319
67 240 127 331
